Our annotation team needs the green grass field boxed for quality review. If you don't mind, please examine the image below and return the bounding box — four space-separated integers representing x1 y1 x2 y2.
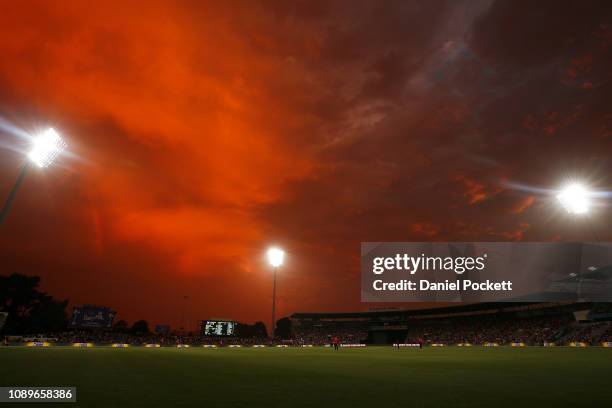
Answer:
2 347 612 407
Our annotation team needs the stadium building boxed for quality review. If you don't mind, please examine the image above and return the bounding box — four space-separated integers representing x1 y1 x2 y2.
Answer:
291 302 612 345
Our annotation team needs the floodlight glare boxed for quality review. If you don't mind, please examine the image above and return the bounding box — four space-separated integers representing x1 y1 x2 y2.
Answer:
267 246 285 338
267 247 284 268
28 128 67 168
556 183 590 215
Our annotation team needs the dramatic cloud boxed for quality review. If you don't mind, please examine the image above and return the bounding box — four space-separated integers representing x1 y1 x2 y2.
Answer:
0 0 610 327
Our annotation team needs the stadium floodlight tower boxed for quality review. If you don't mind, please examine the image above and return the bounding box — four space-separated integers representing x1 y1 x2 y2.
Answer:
267 247 284 339
556 183 590 215
0 128 67 225
556 182 600 241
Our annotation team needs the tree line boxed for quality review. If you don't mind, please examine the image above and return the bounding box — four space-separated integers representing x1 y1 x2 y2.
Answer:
0 273 292 338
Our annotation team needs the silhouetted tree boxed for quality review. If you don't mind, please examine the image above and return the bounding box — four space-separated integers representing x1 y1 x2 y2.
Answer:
234 323 251 337
233 321 268 337
253 321 267 337
131 320 150 334
113 320 129 333
0 274 68 334
275 317 292 339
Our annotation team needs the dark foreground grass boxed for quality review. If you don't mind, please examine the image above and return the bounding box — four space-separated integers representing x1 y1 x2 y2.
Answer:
1 347 611 407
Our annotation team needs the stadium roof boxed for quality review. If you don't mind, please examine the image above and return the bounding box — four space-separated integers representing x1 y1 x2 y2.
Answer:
291 301 591 320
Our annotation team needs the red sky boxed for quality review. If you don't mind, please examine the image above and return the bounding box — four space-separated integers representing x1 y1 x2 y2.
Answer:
0 1 611 329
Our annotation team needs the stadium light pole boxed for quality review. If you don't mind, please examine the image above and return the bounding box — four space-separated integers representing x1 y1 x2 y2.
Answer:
556 182 601 302
0 128 67 226
267 247 284 339
556 183 600 241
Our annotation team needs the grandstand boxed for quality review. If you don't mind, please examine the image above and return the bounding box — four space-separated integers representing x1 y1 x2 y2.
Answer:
5 302 612 348
291 302 612 346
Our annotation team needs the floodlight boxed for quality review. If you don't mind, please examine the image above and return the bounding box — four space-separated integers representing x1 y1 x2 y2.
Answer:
267 246 285 339
267 247 284 268
28 128 67 168
556 183 590 215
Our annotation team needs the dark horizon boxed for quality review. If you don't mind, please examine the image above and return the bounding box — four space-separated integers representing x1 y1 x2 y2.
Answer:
1 0 611 329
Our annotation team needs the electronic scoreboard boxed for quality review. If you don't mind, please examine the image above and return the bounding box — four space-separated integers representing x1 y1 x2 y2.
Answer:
202 320 236 336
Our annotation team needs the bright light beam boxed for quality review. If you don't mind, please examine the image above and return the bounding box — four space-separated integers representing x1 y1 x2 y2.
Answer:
0 117 31 139
28 128 67 168
267 247 284 268
557 183 590 215
267 246 284 339
0 127 68 225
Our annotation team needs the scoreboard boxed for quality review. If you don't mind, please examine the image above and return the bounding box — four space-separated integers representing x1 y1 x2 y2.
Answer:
202 320 236 336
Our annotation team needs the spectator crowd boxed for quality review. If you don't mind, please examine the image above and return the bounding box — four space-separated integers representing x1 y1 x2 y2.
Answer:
8 319 612 347
5 306 612 347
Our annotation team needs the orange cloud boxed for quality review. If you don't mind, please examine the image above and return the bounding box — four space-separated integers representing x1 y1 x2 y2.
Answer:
0 1 610 326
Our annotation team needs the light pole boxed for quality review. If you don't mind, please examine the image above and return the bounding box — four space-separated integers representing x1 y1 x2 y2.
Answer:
0 128 67 225
556 182 600 301
0 163 29 225
267 247 284 338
